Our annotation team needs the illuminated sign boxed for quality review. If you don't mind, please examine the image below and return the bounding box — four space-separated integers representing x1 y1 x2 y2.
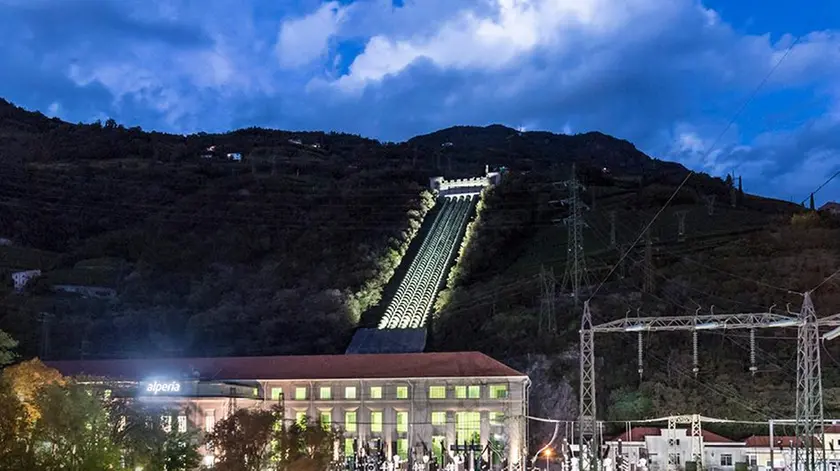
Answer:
146 381 181 395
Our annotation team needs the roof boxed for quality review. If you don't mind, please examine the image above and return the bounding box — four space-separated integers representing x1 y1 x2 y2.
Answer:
45 351 526 382
819 202 840 212
610 427 733 443
744 436 821 447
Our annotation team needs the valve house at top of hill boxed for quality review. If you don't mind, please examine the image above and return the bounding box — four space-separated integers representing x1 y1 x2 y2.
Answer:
46 351 529 471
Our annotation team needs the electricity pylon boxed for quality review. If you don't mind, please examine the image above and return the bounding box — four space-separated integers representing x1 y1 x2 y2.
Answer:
578 293 831 471
557 164 590 306
675 210 688 242
539 266 557 334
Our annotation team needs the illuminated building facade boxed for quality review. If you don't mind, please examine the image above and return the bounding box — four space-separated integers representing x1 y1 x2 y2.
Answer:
47 351 529 470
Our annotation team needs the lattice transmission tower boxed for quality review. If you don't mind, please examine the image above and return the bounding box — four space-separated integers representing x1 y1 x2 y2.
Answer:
539 266 557 334
579 292 831 471
557 163 591 306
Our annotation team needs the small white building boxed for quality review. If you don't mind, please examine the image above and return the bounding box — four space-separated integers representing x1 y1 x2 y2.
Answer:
606 427 743 471
12 269 41 292
226 152 242 161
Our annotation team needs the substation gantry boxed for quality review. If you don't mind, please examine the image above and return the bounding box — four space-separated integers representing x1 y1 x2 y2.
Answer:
578 291 840 471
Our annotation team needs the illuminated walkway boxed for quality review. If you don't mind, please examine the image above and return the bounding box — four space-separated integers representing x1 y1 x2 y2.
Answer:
377 195 475 330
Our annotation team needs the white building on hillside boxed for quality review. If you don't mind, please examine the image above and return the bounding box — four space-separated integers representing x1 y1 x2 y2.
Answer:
12 269 41 292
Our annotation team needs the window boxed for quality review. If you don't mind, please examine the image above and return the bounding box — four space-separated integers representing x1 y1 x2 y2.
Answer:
295 411 306 426
253 387 259 396
371 411 383 433
345 411 357 432
178 415 187 433
397 386 408 399
161 415 172 433
747 455 758 466
345 386 357 399
320 411 332 428
431 412 447 426
489 412 504 426
370 386 382 399
669 454 681 465
396 411 408 433
455 411 480 444
457 385 480 398
345 438 355 457
429 386 446 399
204 410 215 433
295 387 307 400
720 454 733 466
489 384 508 399
397 439 408 460
271 387 283 400
319 387 331 400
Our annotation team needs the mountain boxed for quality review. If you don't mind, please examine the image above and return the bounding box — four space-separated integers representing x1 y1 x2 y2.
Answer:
1 98 839 433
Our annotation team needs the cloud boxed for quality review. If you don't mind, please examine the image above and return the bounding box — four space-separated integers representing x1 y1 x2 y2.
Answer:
1 0 840 202
276 1 349 69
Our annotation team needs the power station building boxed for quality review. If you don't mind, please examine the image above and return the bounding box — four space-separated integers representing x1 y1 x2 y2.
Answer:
47 351 529 470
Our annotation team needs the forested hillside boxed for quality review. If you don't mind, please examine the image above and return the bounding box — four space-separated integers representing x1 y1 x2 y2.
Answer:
2 98 839 434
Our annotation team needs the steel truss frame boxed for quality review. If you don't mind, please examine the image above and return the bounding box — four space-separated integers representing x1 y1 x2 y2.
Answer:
579 292 829 471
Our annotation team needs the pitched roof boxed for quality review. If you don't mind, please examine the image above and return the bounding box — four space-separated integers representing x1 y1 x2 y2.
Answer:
744 436 820 447
610 428 733 443
45 351 525 382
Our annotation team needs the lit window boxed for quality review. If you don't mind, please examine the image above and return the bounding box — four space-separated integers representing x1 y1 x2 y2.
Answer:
431 412 446 426
178 415 187 433
161 415 172 433
455 386 467 399
296 411 306 426
456 412 480 444
397 439 408 460
371 411 383 433
396 411 408 433
345 411 357 432
489 412 504 426
489 384 508 399
271 387 283 401
320 387 331 400
295 387 307 400
204 410 215 433
370 386 382 399
396 386 408 399
720 454 733 466
468 385 480 399
345 438 355 456
320 411 332 428
429 386 446 399
253 388 258 397
345 386 357 399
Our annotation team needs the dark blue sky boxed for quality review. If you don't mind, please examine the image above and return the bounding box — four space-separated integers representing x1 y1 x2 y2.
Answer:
1 0 839 203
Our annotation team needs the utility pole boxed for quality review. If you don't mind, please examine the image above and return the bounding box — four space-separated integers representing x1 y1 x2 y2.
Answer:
675 210 688 242
558 163 590 306
795 291 824 471
704 195 716 216
643 230 654 294
539 266 557 335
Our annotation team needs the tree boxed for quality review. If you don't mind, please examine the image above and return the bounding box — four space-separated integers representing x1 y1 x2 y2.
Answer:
110 399 200 471
207 406 340 471
0 379 36 470
1 359 65 424
31 383 121 470
206 405 281 471
0 330 16 367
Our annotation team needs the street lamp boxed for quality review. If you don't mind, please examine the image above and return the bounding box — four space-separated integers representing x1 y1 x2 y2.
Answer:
545 448 553 471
